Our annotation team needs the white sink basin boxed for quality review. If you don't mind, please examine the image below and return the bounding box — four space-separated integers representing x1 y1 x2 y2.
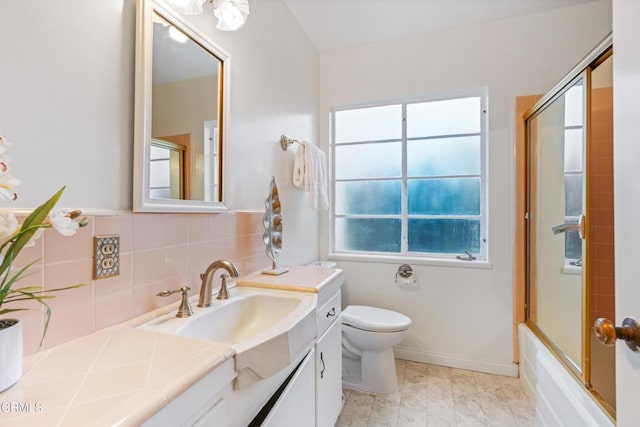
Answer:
138 286 317 382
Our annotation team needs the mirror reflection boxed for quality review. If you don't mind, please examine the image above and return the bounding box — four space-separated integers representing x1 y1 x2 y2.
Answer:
150 12 222 202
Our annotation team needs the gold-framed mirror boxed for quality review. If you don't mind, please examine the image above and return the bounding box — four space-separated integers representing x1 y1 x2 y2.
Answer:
133 0 230 212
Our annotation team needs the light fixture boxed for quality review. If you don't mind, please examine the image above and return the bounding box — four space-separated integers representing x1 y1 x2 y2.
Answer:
167 0 250 32
212 0 250 31
168 0 206 15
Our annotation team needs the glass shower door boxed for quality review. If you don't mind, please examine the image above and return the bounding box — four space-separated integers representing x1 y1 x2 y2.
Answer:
527 76 586 373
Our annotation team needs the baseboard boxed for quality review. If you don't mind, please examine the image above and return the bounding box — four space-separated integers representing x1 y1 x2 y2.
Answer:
393 346 519 377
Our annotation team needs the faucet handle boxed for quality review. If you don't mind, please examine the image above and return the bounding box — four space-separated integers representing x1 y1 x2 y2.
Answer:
157 286 190 297
216 274 230 300
157 286 193 318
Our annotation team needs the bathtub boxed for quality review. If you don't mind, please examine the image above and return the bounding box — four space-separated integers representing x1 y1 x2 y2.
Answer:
518 324 614 426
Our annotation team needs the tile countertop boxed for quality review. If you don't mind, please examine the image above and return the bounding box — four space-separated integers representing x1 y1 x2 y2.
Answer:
0 266 340 426
0 320 234 426
237 266 343 296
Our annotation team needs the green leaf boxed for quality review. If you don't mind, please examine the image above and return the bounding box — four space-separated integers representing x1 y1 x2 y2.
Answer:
0 259 40 307
0 308 28 316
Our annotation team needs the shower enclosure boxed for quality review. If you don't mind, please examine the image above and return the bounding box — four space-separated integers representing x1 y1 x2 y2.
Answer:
521 37 614 417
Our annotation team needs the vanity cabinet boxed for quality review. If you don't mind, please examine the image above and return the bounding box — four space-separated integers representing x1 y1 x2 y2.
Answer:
263 349 316 426
262 288 343 427
315 290 343 427
236 266 345 426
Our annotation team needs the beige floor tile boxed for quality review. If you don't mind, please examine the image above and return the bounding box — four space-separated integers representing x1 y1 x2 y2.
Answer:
428 376 454 402
454 394 487 426
509 401 536 426
450 375 478 399
481 399 517 427
337 360 536 427
338 390 375 427
427 364 451 379
401 383 428 411
397 408 428 426
427 399 458 426
473 372 507 401
405 361 429 384
498 376 530 403
368 400 400 427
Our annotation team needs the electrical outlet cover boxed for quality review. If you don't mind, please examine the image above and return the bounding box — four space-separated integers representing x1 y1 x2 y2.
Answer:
94 235 120 279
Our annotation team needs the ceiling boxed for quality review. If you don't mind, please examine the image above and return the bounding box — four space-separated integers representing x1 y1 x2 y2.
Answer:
282 0 599 52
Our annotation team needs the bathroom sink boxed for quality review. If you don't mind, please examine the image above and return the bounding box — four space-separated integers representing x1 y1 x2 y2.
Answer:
137 286 317 382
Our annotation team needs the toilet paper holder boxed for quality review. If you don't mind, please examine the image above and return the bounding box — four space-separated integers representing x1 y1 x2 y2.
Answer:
395 264 418 290
396 264 413 279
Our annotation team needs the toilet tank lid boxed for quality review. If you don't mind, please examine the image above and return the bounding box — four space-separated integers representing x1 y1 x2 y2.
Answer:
308 261 337 269
342 305 411 332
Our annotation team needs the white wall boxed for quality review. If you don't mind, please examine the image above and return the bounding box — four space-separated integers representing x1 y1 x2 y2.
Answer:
0 0 320 266
0 0 135 209
319 0 612 375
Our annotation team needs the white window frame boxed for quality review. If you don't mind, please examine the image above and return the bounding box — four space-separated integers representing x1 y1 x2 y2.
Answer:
328 88 490 267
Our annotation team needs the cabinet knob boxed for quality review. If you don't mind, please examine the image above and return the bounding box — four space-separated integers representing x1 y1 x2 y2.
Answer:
594 317 640 351
320 352 325 378
326 307 336 318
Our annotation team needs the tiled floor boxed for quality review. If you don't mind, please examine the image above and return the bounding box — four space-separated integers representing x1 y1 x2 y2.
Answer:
337 359 536 427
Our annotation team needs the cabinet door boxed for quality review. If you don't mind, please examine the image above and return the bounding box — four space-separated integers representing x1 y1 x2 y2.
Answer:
262 349 315 427
316 320 343 427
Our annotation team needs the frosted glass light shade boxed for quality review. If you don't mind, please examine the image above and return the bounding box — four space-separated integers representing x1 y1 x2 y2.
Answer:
169 0 206 15
212 0 250 31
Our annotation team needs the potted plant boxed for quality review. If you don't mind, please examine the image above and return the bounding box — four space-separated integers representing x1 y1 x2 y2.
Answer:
0 131 87 392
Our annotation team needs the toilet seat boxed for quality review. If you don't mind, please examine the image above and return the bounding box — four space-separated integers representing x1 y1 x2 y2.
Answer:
342 305 411 333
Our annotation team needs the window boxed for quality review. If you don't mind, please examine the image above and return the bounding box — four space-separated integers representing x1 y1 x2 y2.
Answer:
149 139 185 200
563 83 584 266
331 91 488 261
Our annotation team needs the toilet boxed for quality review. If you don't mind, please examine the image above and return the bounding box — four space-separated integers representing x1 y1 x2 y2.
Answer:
341 305 411 394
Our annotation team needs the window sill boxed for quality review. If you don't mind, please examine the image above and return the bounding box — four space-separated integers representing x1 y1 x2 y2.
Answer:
328 252 492 269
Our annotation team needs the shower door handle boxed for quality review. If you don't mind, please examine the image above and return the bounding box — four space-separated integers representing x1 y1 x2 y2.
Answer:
551 215 585 239
594 317 640 351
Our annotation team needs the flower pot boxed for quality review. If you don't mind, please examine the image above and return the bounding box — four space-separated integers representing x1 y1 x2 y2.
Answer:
0 319 23 392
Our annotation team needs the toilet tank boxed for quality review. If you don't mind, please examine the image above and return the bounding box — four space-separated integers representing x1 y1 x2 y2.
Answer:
308 261 337 269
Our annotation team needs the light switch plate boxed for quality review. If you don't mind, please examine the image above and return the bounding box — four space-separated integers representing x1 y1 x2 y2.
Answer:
94 235 120 279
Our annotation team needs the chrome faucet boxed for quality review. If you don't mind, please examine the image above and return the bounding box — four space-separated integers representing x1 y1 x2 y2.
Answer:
198 260 240 306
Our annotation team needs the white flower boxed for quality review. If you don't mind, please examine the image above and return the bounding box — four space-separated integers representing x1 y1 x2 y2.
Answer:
49 209 79 236
0 212 18 239
0 173 20 202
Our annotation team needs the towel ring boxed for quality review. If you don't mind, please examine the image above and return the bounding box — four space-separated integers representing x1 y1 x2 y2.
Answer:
280 134 300 151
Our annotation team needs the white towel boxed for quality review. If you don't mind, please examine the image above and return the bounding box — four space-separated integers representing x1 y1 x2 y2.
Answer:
292 141 329 210
292 144 305 188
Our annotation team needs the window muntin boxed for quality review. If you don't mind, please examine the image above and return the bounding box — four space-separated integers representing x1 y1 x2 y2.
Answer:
332 92 487 260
